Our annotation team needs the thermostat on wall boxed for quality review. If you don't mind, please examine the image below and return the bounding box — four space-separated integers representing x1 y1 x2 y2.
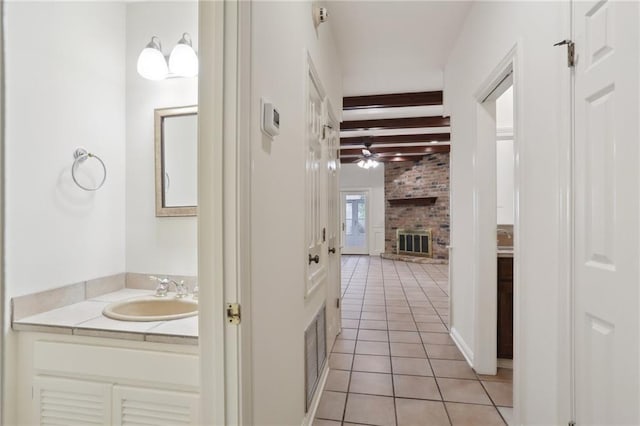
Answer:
261 99 280 138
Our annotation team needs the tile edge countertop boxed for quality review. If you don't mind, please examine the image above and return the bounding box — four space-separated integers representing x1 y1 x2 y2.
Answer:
12 289 198 346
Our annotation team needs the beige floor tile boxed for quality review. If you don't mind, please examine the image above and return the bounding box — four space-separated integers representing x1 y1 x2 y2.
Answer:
342 319 360 329
388 321 418 331
430 360 476 379
344 393 396 426
417 322 448 333
389 331 422 344
413 314 443 323
358 329 389 342
387 313 413 321
340 328 358 340
420 332 454 345
332 339 356 354
355 341 390 356
497 406 513 425
359 320 388 330
361 311 387 320
425 344 465 360
325 369 350 392
482 380 513 407
445 402 506 425
362 305 387 313
391 357 433 376
349 371 393 396
395 399 450 426
352 354 392 373
393 375 441 400
477 367 513 383
391 342 427 358
313 419 341 426
342 311 361 319
316 391 347 421
329 353 353 370
437 378 492 405
387 306 412 314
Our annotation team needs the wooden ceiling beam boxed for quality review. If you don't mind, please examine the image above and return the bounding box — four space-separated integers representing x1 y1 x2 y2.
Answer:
340 133 450 147
343 91 443 110
340 144 450 157
340 156 429 164
340 116 450 131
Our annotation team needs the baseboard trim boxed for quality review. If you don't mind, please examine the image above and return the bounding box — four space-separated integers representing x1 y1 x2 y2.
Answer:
450 326 474 367
301 363 330 426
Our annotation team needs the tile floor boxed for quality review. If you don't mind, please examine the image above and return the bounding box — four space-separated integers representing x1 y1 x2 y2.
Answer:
314 255 513 426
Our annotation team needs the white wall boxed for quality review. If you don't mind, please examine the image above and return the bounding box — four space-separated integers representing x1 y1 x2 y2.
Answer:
340 164 385 255
445 2 567 423
250 2 342 424
125 1 198 276
5 2 126 297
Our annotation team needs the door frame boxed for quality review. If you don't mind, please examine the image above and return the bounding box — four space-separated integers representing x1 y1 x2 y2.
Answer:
470 43 523 423
198 1 253 424
340 188 371 255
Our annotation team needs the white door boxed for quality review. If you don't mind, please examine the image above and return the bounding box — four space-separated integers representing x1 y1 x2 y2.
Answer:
326 113 342 346
305 66 327 294
573 1 640 423
341 191 369 255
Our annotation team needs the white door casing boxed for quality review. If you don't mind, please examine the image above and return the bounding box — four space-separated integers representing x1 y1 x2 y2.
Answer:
326 108 341 345
573 1 640 423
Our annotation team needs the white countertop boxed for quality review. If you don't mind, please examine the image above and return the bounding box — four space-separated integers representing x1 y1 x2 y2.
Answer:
13 289 198 345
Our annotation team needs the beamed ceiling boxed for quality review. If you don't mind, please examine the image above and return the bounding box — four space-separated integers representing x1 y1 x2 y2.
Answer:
339 91 451 164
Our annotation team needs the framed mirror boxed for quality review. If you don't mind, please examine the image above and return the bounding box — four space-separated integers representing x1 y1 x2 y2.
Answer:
154 105 198 217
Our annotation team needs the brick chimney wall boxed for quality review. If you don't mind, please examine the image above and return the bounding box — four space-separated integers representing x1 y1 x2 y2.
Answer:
384 153 450 259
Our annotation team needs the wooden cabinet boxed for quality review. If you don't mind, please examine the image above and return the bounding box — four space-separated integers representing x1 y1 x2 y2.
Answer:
497 257 513 359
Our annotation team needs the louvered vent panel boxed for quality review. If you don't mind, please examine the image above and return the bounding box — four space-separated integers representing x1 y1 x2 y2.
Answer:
35 377 110 426
121 399 192 426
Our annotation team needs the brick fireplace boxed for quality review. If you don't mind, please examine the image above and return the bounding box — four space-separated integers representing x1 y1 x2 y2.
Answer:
384 153 450 260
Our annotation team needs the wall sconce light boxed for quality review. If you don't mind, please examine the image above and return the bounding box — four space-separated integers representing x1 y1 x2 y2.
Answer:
137 33 198 80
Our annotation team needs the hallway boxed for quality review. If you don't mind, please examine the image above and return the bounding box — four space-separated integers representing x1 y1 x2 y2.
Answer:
314 256 512 426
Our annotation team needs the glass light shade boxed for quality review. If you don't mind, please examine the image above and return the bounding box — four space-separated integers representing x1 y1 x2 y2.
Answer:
137 38 168 80
169 36 198 77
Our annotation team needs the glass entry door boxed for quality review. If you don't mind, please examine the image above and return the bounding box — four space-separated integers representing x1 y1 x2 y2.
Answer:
341 191 369 255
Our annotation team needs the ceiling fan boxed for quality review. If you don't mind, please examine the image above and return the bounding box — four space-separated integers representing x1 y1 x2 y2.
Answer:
355 141 381 169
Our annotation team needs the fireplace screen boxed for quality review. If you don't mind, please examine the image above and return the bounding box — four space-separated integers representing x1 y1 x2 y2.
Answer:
397 229 432 257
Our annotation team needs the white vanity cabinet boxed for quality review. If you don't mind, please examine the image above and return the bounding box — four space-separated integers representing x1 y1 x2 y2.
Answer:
17 333 200 426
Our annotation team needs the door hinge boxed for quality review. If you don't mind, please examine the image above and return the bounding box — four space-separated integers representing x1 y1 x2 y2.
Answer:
323 227 326 242
226 303 241 325
554 39 575 68
337 298 341 309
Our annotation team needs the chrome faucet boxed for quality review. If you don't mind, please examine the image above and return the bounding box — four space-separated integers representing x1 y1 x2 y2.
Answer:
149 276 189 298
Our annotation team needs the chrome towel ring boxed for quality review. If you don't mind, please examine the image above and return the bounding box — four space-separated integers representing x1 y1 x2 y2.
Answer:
71 147 107 191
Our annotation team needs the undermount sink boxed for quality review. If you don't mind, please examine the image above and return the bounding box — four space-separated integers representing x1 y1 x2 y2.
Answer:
103 297 198 322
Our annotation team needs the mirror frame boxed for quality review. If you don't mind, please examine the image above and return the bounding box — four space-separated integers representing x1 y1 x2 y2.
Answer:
154 105 198 217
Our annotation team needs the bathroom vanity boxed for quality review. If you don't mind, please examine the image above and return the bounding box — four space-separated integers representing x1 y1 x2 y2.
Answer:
12 288 200 425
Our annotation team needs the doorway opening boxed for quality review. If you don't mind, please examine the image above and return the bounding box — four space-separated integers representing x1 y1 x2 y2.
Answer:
469 45 522 423
341 190 370 255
